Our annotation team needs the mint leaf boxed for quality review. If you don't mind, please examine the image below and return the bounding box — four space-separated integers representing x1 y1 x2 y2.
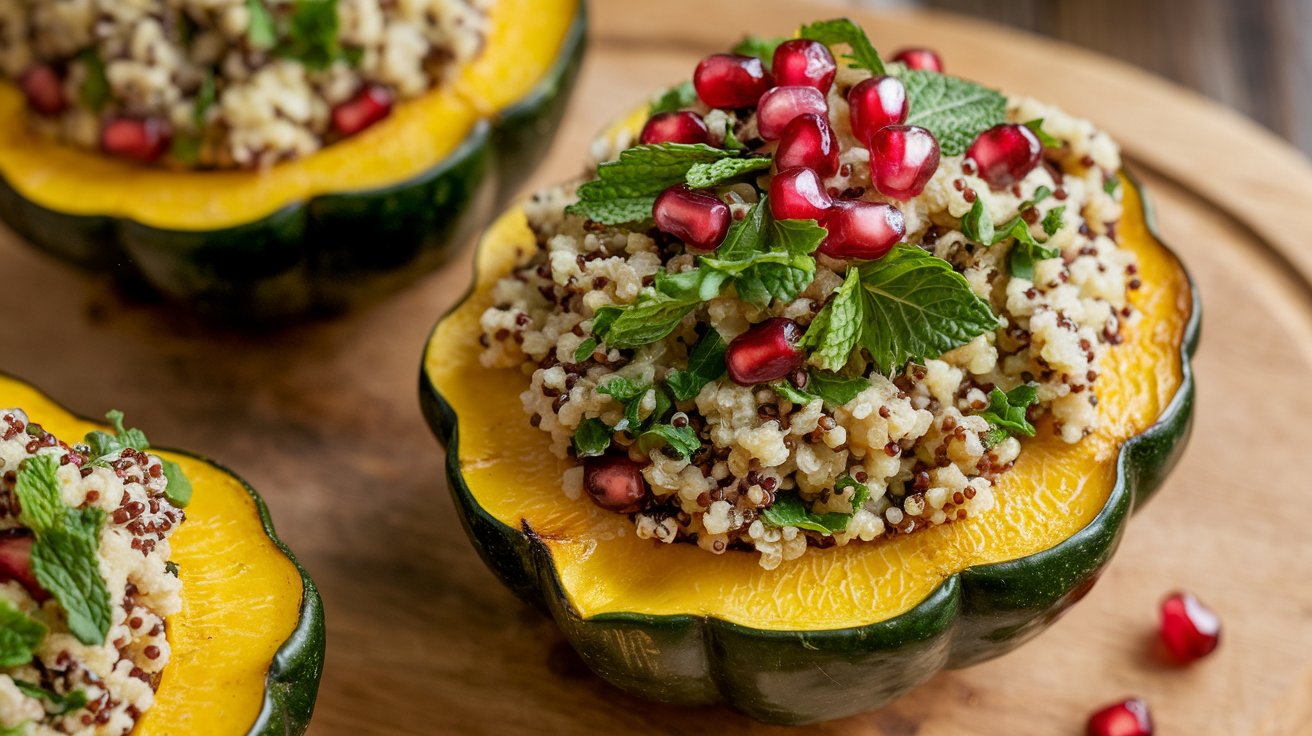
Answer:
572 418 612 458
85 412 190 508
107 410 149 451
960 198 994 244
800 268 863 372
666 329 727 401
901 69 1006 156
602 268 726 349
981 426 1009 450
574 337 597 364
835 474 871 509
771 381 817 405
13 681 87 715
15 455 62 531
722 124 746 152
278 0 346 70
732 35 788 61
77 49 110 112
762 492 855 534
0 600 46 668
637 423 701 459
567 143 734 225
1024 118 1061 148
701 199 824 307
808 371 869 406
1007 236 1059 281
685 156 772 188
1041 206 1066 237
977 384 1039 437
649 80 697 116
193 72 217 127
161 459 192 507
798 18 885 75
1104 176 1120 195
598 377 652 432
246 0 277 48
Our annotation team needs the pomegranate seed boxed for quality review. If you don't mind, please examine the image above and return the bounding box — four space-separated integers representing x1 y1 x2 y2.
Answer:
891 47 943 73
756 85 828 141
848 75 908 144
769 167 832 221
820 201 905 260
775 113 840 177
583 456 648 513
100 117 171 163
966 123 1042 190
868 125 940 200
726 318 805 385
332 84 393 136
693 54 773 109
0 530 48 602
1159 591 1221 663
1086 698 1153 736
771 39 837 93
653 185 731 251
20 64 66 116
639 111 709 145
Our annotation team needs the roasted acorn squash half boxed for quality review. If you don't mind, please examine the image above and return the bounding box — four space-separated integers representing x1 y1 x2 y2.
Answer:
0 0 585 321
419 165 1198 723
0 374 325 734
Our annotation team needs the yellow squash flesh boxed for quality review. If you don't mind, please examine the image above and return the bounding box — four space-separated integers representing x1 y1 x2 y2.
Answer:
0 0 578 231
424 179 1191 631
0 378 304 733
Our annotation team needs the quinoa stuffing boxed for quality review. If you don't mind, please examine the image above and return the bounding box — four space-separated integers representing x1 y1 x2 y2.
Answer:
0 0 495 168
477 21 1138 570
0 410 189 735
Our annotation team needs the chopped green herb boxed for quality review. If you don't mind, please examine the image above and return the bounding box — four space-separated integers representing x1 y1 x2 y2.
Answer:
601 268 727 349
13 681 88 715
700 199 825 307
85 411 190 508
665 329 727 402
1041 205 1066 237
193 72 217 128
1104 176 1121 195
648 80 698 116
636 423 701 459
977 384 1039 438
573 337 598 364
731 35 788 62
835 474 871 510
597 377 656 432
245 0 278 48
900 69 1007 156
798 18 885 75
808 371 869 406
761 492 853 534
1023 118 1061 148
1007 237 1060 281
278 0 346 70
771 381 817 405
77 49 110 112
572 418 613 458
0 600 46 668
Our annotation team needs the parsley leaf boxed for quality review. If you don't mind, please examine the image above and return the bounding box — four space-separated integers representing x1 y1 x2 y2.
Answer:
77 49 110 112
685 156 772 188
572 418 612 458
900 69 1007 156
666 329 727 401
245 0 278 48
803 246 1000 374
567 143 734 225
0 600 46 668
649 80 698 116
808 371 869 406
1024 118 1061 148
1041 206 1066 237
732 35 788 61
798 19 885 75
636 423 701 459
15 456 111 646
13 681 87 715
977 384 1039 437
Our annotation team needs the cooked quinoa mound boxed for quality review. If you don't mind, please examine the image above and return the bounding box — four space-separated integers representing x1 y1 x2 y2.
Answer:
0 0 494 168
478 34 1137 569
0 410 184 735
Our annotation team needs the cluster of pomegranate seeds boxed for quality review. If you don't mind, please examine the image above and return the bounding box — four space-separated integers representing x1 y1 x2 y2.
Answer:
820 201 905 260
771 39 837 93
1158 591 1221 663
100 117 171 163
653 185 731 251
331 84 394 136
640 111 710 145
694 53 773 109
0 530 47 602
726 318 806 385
966 123 1043 189
20 64 66 116
868 125 941 200
770 167 832 221
775 113 839 176
1086 698 1153 736
582 455 648 513
891 47 944 72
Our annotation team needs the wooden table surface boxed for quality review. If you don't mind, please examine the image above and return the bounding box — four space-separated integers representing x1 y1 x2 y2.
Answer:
2 1 1311 734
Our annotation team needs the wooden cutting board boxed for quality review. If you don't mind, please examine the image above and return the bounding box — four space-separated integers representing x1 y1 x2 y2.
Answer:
1 1 1310 733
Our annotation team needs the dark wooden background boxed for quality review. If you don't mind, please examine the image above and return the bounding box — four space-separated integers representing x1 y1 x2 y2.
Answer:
860 0 1312 155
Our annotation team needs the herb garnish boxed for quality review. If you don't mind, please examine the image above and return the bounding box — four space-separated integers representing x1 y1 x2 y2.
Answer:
976 384 1039 448
900 69 1007 156
731 35 788 62
246 0 278 48
0 600 46 667
648 81 698 116
666 329 727 401
798 19 885 75
572 418 612 458
1024 118 1061 148
771 371 869 407
960 186 1066 281
77 49 110 112
86 411 192 508
13 681 88 715
685 156 772 189
762 475 870 534
566 143 735 225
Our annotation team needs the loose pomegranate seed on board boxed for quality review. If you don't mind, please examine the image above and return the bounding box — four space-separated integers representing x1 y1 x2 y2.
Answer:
583 456 648 513
653 185 731 251
19 64 66 116
890 47 944 72
769 167 833 221
820 201 905 260
100 117 171 163
848 75 909 145
771 39 837 93
966 123 1043 189
775 113 840 177
639 111 710 145
0 530 48 602
1086 698 1153 736
726 318 805 385
756 85 828 141
332 84 394 136
1159 591 1221 663
868 125 941 200
694 53 773 109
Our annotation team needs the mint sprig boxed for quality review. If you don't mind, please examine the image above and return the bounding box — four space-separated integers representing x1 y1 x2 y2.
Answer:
798 19 885 75
85 411 191 508
0 600 46 668
900 69 1006 156
699 198 825 307
802 246 1000 374
567 143 734 225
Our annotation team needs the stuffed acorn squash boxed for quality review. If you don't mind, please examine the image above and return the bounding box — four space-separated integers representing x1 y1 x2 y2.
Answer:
0 0 585 320
0 374 323 734
420 21 1197 724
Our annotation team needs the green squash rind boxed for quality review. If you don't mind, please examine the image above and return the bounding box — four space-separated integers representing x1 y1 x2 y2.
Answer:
418 175 1199 725
0 2 586 322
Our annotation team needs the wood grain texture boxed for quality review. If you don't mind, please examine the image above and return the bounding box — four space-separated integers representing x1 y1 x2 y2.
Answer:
1 1 1311 733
